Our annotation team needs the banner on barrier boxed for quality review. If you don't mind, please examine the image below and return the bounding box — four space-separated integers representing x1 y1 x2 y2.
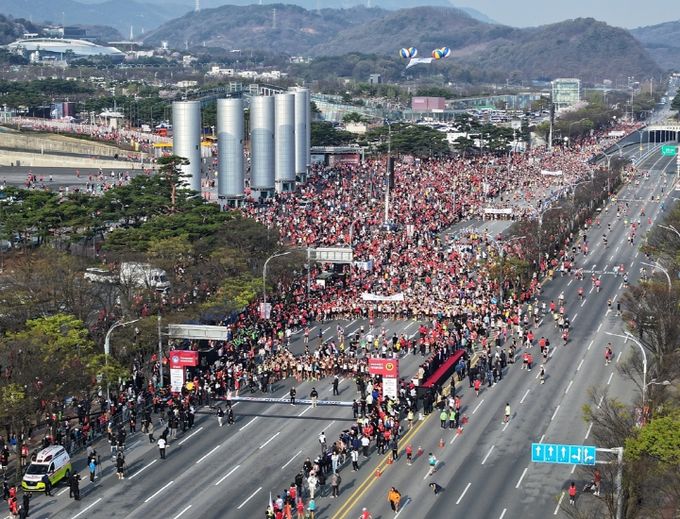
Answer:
368 358 400 378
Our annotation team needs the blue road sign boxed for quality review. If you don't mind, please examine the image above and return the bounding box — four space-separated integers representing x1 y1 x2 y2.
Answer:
557 445 570 464
531 443 597 465
531 443 545 463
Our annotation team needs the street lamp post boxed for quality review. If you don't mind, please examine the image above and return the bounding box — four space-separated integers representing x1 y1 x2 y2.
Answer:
263 251 292 309
605 331 648 407
104 318 140 404
641 260 672 293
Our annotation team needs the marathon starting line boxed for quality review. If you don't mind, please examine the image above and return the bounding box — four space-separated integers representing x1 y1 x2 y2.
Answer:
217 396 353 406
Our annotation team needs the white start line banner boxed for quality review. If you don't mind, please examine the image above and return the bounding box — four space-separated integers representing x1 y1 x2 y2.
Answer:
361 292 405 302
541 170 563 176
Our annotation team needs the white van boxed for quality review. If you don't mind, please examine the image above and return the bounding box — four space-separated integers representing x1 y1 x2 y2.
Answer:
22 445 72 492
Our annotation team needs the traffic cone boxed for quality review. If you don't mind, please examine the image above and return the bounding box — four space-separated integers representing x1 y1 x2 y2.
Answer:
386 456 393 465
457 425 463 436
375 468 382 478
417 446 424 458
439 437 445 449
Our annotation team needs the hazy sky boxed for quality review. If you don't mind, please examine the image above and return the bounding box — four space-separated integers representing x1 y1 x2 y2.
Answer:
454 0 680 28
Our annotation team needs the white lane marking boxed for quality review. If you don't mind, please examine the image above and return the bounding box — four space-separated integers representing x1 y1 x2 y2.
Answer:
551 405 560 421
502 421 509 432
577 359 584 372
259 432 281 450
237 486 262 510
616 351 622 363
597 323 602 333
178 426 204 445
581 299 586 307
539 434 545 444
456 482 472 505
450 433 460 445
129 459 157 479
172 505 192 519
588 339 594 351
239 417 259 431
281 450 303 470
58 487 69 496
567 279 573 286
597 395 605 408
635 251 639 258
394 497 411 518
215 465 240 485
297 405 312 416
589 286 594 294
481 445 495 465
612 294 617 303
585 422 593 440
321 420 336 433
499 509 508 519
322 327 331 334
619 282 623 290
144 480 174 503
472 399 485 414
515 467 528 488
554 492 565 515
607 372 614 385
520 389 530 404
572 312 578 323
196 445 221 464
571 464 577 474
70 497 102 519
565 380 573 394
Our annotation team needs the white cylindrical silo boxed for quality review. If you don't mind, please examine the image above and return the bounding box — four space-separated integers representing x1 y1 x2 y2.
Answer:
293 88 309 178
250 96 275 191
172 101 202 192
217 98 244 199
275 93 295 192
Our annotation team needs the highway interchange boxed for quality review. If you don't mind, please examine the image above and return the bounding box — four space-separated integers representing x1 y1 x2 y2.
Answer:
17 139 679 519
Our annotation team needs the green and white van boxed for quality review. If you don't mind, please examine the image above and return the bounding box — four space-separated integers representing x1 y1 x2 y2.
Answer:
22 445 72 492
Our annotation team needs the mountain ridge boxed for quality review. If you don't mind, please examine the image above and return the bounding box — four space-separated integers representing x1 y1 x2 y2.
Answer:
143 4 660 82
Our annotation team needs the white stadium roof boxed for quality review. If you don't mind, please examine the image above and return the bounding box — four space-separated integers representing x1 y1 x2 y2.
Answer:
7 38 124 58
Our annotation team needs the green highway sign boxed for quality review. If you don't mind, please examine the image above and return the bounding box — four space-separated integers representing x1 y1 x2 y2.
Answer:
661 145 678 157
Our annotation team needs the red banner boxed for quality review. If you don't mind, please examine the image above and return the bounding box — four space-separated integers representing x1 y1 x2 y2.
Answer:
169 350 199 369
367 358 399 378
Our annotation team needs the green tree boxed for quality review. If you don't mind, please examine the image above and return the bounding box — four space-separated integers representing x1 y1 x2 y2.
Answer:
311 121 356 147
158 155 192 211
342 112 366 124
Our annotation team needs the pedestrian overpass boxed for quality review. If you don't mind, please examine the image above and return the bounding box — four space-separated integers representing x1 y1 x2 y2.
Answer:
643 123 680 144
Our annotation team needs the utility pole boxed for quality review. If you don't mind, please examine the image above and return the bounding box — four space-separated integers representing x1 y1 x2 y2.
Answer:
384 120 392 226
548 97 555 152
596 447 625 519
158 312 163 388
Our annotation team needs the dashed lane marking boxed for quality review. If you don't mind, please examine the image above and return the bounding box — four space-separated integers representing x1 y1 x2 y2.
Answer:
215 465 240 485
237 487 262 510
144 481 174 503
515 467 528 489
178 426 204 446
70 497 102 519
456 482 472 505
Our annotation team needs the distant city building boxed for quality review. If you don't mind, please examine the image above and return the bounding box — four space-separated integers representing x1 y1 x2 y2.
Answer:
552 78 581 110
411 96 446 112
368 74 382 85
6 37 124 62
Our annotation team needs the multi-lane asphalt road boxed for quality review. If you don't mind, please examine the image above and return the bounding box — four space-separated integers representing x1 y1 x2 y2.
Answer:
17 142 678 519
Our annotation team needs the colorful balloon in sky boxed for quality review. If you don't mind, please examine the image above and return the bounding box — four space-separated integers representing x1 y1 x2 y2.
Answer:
432 48 443 60
399 47 418 59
